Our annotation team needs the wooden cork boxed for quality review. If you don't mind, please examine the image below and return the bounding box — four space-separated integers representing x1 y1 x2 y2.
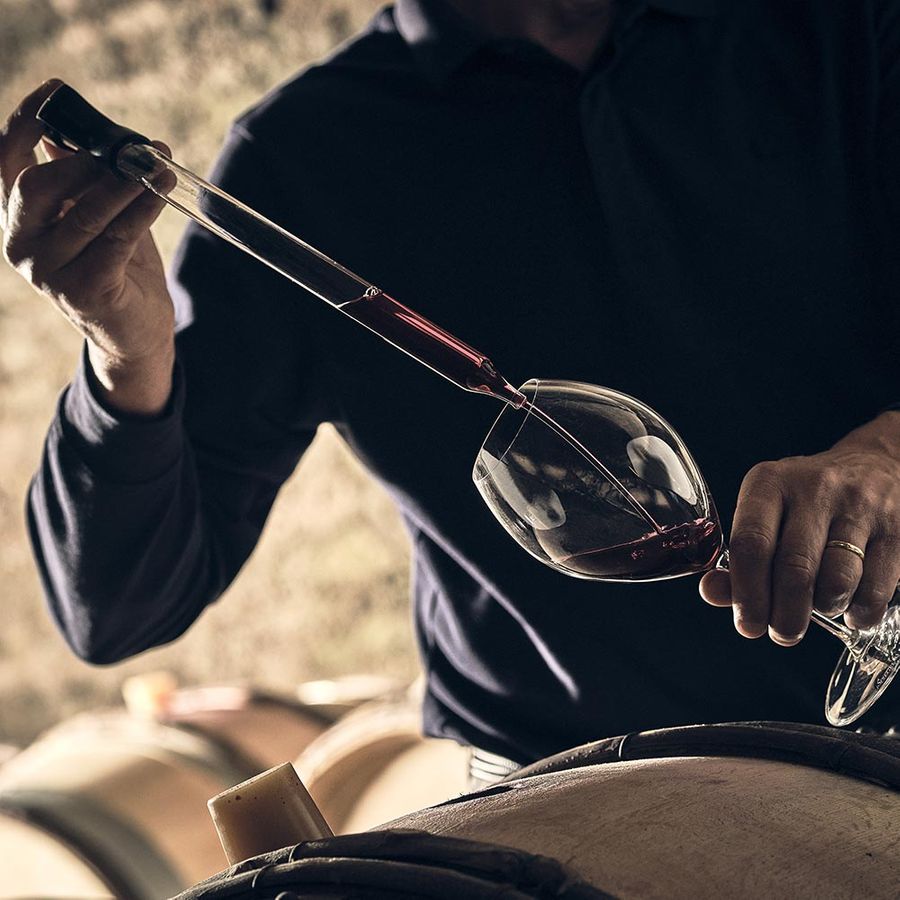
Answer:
208 761 333 865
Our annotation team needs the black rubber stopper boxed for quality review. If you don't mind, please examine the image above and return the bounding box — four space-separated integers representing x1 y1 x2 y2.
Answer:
36 83 150 172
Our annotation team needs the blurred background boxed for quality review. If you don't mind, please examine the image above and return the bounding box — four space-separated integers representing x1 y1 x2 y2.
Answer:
0 0 418 748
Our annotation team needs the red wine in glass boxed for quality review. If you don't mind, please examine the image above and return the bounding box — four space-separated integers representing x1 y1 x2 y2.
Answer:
558 516 723 580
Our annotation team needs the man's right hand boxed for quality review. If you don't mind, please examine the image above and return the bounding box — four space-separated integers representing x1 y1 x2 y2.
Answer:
0 80 175 416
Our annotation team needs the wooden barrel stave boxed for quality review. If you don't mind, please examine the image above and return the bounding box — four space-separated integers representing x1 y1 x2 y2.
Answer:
295 697 469 834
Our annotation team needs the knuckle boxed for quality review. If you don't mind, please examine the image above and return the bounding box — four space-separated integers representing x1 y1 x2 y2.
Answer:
839 486 877 522
851 587 892 617
801 466 840 505
729 529 773 559
2 231 28 269
12 164 44 202
2 231 19 265
826 557 861 587
879 511 900 540
65 203 105 239
99 222 133 249
0 109 16 143
3 240 47 288
744 460 781 486
830 514 863 537
27 260 52 291
817 465 842 491
776 550 818 590
842 480 870 507
815 595 851 616
815 572 857 614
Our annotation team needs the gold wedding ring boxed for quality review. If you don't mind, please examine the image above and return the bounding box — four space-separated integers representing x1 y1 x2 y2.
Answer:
824 540 866 562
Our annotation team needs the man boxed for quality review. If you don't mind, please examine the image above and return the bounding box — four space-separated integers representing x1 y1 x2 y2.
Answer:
3 0 900 768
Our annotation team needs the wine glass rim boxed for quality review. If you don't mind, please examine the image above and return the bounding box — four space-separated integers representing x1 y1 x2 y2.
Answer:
472 378 540 483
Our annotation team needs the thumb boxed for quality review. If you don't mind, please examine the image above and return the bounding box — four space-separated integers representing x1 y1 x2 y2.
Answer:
700 568 732 607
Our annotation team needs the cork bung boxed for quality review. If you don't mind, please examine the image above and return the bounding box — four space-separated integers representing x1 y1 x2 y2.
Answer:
208 761 333 865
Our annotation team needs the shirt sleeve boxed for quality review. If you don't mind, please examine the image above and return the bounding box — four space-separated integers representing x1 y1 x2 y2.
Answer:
26 127 336 664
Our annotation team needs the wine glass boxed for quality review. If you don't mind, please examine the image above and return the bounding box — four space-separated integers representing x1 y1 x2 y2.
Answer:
472 379 900 726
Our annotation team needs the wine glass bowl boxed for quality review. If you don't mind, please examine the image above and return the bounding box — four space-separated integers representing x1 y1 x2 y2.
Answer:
473 378 899 727
473 379 724 581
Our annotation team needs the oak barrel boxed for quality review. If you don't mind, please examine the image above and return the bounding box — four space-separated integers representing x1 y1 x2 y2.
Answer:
174 722 900 900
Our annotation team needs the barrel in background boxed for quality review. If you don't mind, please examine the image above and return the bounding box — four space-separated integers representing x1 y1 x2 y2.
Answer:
296 695 469 834
0 687 329 899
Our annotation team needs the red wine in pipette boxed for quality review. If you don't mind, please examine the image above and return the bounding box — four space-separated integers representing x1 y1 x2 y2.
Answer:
558 516 722 580
338 289 526 407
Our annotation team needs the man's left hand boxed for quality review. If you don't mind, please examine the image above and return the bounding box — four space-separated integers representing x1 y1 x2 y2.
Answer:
700 411 900 644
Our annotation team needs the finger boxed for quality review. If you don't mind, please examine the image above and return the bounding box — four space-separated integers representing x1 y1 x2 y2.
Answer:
40 136 76 161
699 568 732 606
52 140 171 255
59 186 168 280
813 530 866 616
52 170 147 253
149 141 171 160
3 154 126 279
769 508 828 645
846 539 900 630
5 152 105 240
0 79 63 213
729 463 784 638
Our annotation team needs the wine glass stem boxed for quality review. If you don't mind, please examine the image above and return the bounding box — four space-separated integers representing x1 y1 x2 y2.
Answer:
809 609 855 643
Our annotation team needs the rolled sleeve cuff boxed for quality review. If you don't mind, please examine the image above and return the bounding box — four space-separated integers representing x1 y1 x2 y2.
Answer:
59 344 185 483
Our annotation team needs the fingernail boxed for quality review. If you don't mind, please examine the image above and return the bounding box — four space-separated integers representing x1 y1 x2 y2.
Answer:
734 612 765 637
768 626 806 646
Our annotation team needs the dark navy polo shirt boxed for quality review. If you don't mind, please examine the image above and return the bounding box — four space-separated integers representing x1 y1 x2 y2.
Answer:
29 0 900 762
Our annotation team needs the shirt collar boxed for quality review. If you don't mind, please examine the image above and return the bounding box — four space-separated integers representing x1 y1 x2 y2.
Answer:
394 0 486 86
394 0 717 85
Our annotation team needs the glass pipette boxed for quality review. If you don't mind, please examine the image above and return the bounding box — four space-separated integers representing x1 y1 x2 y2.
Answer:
37 83 527 408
